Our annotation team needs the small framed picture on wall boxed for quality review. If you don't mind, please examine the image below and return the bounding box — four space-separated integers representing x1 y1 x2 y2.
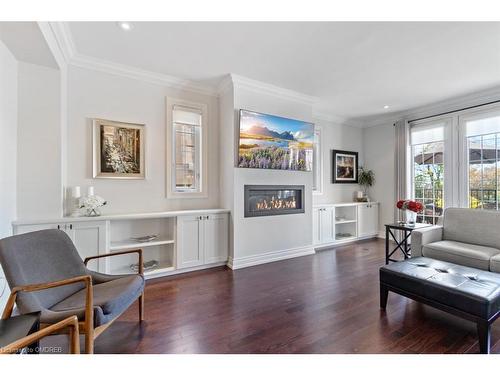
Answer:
332 149 358 183
92 118 145 179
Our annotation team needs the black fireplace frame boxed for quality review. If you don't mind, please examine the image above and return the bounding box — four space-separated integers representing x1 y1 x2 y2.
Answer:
244 185 305 218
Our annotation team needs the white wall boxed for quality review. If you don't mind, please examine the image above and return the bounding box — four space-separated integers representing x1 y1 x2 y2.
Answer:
313 119 364 205
0 40 18 237
231 85 313 261
363 123 395 234
0 40 18 312
17 62 62 219
218 82 235 257
66 65 220 214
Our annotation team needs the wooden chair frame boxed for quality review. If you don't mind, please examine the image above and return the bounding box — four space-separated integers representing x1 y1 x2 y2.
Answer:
1 248 144 354
0 315 80 354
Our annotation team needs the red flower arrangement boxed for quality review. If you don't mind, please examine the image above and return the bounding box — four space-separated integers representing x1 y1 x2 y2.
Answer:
396 199 423 213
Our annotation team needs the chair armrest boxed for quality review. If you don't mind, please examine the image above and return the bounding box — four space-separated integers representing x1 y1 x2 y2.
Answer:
411 225 443 258
1 275 93 332
0 315 80 354
84 249 144 275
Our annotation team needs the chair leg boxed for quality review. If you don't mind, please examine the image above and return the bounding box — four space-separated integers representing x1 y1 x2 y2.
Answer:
139 292 145 321
380 284 389 310
68 319 80 354
477 320 491 354
85 322 94 354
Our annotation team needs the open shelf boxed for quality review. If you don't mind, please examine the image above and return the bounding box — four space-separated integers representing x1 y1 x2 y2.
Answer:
335 219 357 225
110 238 175 251
112 261 175 276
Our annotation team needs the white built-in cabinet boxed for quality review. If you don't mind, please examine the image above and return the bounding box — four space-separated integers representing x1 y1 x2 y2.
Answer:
12 210 229 280
357 203 379 238
14 221 107 272
313 206 335 244
313 202 379 248
177 213 228 269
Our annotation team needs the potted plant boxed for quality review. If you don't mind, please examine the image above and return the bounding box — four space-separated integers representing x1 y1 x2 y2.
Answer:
357 167 375 201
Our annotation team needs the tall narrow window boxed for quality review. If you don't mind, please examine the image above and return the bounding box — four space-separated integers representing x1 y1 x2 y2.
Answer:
166 99 208 198
463 112 500 210
173 106 201 191
312 127 322 194
410 121 446 224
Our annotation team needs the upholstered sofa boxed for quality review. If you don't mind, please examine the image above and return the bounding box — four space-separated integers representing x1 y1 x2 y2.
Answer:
411 207 500 272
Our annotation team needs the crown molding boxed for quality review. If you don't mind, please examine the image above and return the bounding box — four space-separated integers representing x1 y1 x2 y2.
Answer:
230 74 318 105
355 84 500 128
216 74 233 96
69 52 218 96
312 110 365 128
47 22 218 97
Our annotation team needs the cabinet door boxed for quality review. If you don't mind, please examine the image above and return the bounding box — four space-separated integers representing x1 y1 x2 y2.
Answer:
177 215 204 269
312 208 321 245
358 204 379 238
204 214 228 264
66 221 107 272
320 207 335 243
13 223 61 235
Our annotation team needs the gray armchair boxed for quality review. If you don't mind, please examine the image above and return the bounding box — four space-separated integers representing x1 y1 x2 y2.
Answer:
0 229 145 354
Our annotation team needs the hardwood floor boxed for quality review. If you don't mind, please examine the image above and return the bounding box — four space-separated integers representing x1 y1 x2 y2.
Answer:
44 238 498 353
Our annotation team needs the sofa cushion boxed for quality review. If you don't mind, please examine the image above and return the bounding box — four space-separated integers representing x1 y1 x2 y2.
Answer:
422 240 500 271
442 208 500 248
50 274 145 326
490 254 500 273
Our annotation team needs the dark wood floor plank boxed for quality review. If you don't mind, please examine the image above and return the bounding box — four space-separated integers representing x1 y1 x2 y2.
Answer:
41 238 497 353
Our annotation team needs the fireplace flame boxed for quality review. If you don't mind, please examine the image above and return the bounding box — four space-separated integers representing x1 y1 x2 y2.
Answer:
255 196 297 211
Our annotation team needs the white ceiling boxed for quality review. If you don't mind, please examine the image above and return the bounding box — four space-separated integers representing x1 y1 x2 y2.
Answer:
0 22 57 68
66 22 500 119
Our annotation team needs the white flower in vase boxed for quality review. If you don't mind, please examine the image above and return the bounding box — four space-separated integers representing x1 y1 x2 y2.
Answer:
79 195 107 217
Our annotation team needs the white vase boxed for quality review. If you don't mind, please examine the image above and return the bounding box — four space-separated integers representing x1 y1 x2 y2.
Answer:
405 210 417 225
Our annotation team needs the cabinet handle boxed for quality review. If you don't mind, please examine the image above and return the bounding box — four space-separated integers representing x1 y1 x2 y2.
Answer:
205 215 209 220
57 225 60 230
69 224 73 230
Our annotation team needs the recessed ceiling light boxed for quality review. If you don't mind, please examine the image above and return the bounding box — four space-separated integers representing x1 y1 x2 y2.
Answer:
117 22 133 31
383 105 390 109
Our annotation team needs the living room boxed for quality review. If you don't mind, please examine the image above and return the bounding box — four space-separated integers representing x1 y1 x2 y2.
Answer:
1 0 500 371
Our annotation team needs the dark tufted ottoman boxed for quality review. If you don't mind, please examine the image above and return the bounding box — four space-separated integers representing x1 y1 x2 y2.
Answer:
380 257 500 353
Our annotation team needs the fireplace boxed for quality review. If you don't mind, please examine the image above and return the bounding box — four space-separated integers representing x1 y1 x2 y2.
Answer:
244 185 305 217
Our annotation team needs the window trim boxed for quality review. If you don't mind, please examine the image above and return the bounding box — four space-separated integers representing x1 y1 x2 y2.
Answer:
166 97 208 199
312 125 323 195
458 105 500 208
408 115 455 218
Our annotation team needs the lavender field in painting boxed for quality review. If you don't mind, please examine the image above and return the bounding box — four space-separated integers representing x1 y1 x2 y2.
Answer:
238 110 314 171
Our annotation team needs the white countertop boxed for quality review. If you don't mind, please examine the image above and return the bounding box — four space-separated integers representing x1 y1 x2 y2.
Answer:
12 208 230 226
313 202 379 208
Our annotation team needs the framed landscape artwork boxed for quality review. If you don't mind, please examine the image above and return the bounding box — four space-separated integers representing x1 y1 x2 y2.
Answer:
238 109 314 171
332 149 358 183
92 119 145 179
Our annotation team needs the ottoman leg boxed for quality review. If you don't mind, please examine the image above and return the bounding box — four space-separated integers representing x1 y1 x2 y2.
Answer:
380 284 389 310
477 320 491 354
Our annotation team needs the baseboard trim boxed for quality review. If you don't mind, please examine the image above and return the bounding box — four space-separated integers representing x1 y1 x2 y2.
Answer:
146 261 227 280
228 245 315 270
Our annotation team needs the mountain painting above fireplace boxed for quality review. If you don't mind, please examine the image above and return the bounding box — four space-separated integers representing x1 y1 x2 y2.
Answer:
244 185 305 217
238 110 314 171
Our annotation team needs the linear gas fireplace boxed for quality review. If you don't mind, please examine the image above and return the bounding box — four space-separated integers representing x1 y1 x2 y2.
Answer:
244 185 305 217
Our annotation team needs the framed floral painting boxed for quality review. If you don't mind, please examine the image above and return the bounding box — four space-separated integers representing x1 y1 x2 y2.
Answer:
92 119 145 179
